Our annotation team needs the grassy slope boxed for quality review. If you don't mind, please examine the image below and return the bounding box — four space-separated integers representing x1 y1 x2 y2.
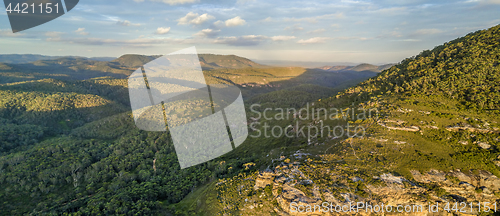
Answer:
184 25 500 215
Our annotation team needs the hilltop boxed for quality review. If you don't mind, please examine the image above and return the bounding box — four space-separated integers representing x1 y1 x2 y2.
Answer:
110 54 161 68
198 54 267 69
110 53 267 70
0 54 115 64
0 54 269 84
0 54 63 64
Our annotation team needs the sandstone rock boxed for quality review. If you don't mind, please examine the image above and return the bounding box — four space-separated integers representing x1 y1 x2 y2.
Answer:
411 170 446 183
449 171 474 186
276 183 323 215
275 176 287 184
254 171 276 190
480 186 492 194
478 171 500 191
379 173 405 184
476 141 491 149
378 120 420 132
494 161 500 167
267 158 500 216
459 182 475 190
446 125 499 133
322 190 342 205
352 176 364 182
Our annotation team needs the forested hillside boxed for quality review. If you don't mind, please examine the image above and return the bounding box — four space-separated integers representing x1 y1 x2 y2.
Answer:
336 25 500 110
0 53 377 215
0 54 63 64
188 25 500 215
2 24 498 215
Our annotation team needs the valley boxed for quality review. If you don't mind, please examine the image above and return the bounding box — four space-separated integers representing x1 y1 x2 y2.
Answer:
0 25 499 216
0 50 378 215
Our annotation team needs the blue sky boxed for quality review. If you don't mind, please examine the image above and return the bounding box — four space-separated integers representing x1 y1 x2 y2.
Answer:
0 0 499 63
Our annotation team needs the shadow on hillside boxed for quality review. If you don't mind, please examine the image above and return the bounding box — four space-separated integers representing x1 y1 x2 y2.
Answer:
0 65 378 135
0 62 131 84
237 68 378 101
0 102 130 135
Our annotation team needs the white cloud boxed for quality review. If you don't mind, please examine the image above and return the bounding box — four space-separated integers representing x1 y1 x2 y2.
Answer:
465 0 500 5
483 0 500 4
225 16 246 27
341 0 370 4
336 36 369 41
178 12 215 25
284 13 344 23
74 28 89 35
44 31 64 41
0 29 23 37
271 36 296 41
213 20 225 29
237 0 256 4
194 28 220 38
116 20 141 27
284 24 304 32
155 27 171 35
370 7 407 15
376 30 402 39
133 0 144 2
102 15 120 22
297 37 330 44
45 31 63 37
412 28 443 36
307 28 326 34
214 35 268 46
150 0 199 5
260 17 273 22
46 36 195 47
396 39 421 42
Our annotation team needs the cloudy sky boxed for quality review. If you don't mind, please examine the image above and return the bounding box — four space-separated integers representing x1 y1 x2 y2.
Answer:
0 0 499 63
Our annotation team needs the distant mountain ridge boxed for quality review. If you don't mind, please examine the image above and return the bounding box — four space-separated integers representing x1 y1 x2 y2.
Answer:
0 54 270 84
0 54 62 64
254 59 359 68
0 53 387 86
319 63 395 73
110 53 267 70
198 54 267 69
0 54 115 64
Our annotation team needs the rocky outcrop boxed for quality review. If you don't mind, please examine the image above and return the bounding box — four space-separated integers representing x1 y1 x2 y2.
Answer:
475 141 491 149
411 170 500 192
446 125 499 134
477 170 500 191
378 120 420 132
410 170 447 184
254 171 276 190
253 162 500 216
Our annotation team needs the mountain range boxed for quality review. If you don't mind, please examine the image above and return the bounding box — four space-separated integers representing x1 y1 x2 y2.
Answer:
319 63 395 73
0 25 499 215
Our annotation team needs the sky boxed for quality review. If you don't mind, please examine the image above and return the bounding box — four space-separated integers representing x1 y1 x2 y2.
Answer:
0 0 499 64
